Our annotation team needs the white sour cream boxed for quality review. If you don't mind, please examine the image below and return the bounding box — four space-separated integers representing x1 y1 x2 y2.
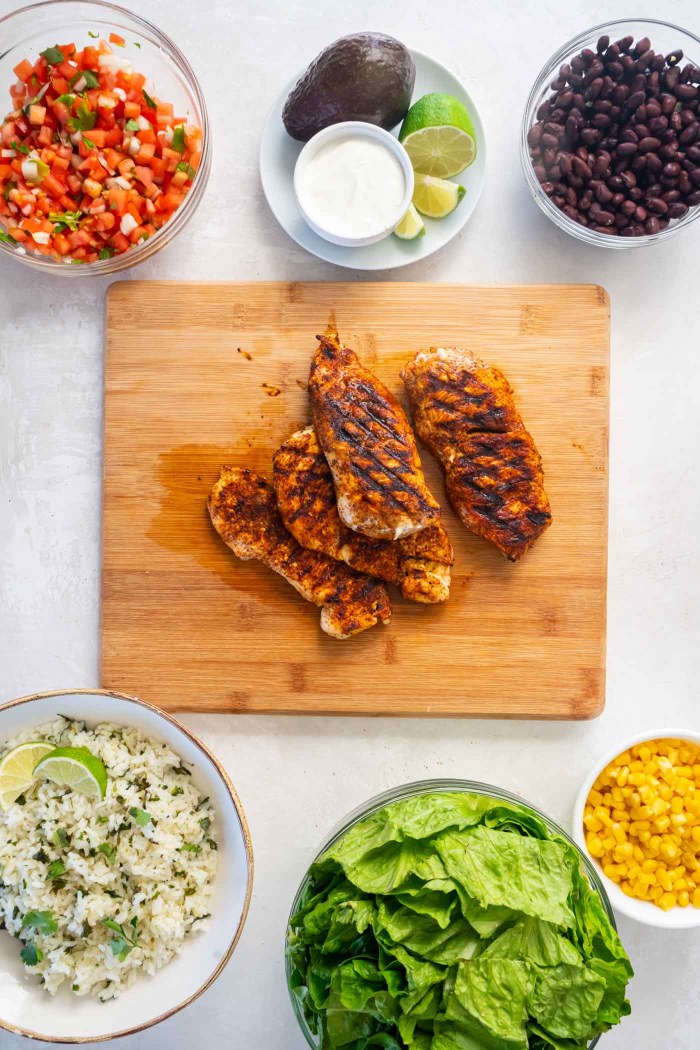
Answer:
296 135 406 240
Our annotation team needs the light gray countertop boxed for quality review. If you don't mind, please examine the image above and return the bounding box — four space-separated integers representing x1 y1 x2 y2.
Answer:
1 0 698 1047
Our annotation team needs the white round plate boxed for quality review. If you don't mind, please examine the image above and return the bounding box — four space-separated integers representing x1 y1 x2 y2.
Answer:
260 49 486 270
0 690 253 1042
573 727 700 930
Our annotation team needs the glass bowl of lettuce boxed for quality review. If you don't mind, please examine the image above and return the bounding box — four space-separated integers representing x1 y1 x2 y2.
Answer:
286 779 633 1050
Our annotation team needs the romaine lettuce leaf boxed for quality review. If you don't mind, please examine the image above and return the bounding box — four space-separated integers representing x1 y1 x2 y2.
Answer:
528 963 605 1041
435 826 574 927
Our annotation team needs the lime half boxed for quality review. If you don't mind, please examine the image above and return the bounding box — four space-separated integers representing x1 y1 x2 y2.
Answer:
400 93 477 177
394 203 426 240
412 174 466 219
34 746 108 800
0 741 54 810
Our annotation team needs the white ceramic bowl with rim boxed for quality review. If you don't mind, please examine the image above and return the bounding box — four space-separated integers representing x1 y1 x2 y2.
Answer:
573 727 700 929
293 121 414 247
0 689 254 1042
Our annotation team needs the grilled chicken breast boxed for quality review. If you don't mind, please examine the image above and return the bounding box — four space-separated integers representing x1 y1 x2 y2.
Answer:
273 427 453 603
309 329 441 541
402 347 552 561
208 466 391 638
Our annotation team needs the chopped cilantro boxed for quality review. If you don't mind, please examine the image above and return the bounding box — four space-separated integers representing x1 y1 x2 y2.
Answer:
82 69 100 90
103 917 139 961
98 247 114 260
20 942 43 966
179 843 201 854
70 101 97 133
177 161 196 179
46 860 66 881
72 984 79 991
53 828 71 848
98 842 117 864
49 210 82 232
10 140 30 154
23 82 50 116
129 807 152 827
82 136 96 150
40 46 65 65
88 30 98 38
22 911 57 935
54 93 76 107
125 119 140 132
171 125 186 153
171 785 184 796
142 88 156 109
134 41 141 49
0 231 17 246
199 816 211 832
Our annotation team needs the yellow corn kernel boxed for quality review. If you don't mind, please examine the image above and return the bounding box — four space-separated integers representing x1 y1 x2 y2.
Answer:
651 798 667 817
620 881 636 898
588 788 603 806
587 834 605 858
649 885 664 901
671 813 688 828
658 868 674 891
660 842 679 862
659 891 677 911
603 864 621 883
616 767 629 787
612 823 626 844
675 878 689 892
692 888 700 908
678 890 690 907
653 815 671 833
671 796 684 814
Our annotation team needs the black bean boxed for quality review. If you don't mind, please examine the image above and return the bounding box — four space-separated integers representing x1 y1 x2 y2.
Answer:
617 141 638 156
645 216 661 233
633 36 651 57
666 49 683 67
663 161 682 177
638 136 661 153
675 84 698 102
646 196 668 214
679 124 699 146
627 90 646 111
667 202 689 218
687 190 700 205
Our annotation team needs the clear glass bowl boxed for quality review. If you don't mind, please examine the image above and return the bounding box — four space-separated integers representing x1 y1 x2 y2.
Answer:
521 18 700 249
286 778 617 1049
0 0 211 275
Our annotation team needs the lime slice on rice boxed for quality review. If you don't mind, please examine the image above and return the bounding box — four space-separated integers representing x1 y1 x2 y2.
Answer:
399 93 477 178
394 203 426 240
0 741 54 810
34 746 108 800
412 174 466 219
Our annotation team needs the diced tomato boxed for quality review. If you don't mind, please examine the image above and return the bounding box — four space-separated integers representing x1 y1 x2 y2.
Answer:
13 59 34 82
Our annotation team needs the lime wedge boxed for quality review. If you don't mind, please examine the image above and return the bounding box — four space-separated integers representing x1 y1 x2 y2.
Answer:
412 174 466 219
0 741 54 810
400 93 477 177
394 203 426 240
34 746 108 800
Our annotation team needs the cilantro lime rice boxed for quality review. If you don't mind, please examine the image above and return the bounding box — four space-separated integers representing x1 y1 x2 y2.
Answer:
0 717 217 1000
287 791 633 1049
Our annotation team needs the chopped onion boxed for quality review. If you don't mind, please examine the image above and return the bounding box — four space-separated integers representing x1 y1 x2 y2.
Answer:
120 213 138 236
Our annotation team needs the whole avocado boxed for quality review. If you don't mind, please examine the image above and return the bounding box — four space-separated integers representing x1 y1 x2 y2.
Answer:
283 33 416 142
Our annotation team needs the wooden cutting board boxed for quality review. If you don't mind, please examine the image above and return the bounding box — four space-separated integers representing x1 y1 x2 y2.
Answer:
102 281 609 718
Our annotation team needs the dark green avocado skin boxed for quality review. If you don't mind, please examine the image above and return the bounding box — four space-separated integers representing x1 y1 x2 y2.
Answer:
283 33 416 141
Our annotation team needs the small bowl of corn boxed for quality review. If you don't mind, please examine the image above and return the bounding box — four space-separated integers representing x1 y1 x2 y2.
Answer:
573 729 700 929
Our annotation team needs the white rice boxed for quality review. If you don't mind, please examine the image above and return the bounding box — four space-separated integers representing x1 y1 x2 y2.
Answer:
0 717 217 1000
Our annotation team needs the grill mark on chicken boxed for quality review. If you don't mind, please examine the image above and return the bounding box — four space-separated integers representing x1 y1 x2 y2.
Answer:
310 329 441 540
402 347 552 561
272 427 452 603
208 465 391 637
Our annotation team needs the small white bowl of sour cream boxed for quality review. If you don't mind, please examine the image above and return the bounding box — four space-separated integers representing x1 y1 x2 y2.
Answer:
293 122 415 247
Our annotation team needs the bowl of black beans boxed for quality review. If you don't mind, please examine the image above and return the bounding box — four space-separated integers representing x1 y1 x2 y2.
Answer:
522 19 700 246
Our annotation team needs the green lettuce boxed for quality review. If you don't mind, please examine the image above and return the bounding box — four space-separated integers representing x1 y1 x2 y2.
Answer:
287 792 633 1050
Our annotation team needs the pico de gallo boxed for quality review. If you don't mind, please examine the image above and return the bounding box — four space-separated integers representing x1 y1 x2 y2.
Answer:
0 36 203 263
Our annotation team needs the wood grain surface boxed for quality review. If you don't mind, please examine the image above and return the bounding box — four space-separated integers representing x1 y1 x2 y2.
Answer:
101 281 609 718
